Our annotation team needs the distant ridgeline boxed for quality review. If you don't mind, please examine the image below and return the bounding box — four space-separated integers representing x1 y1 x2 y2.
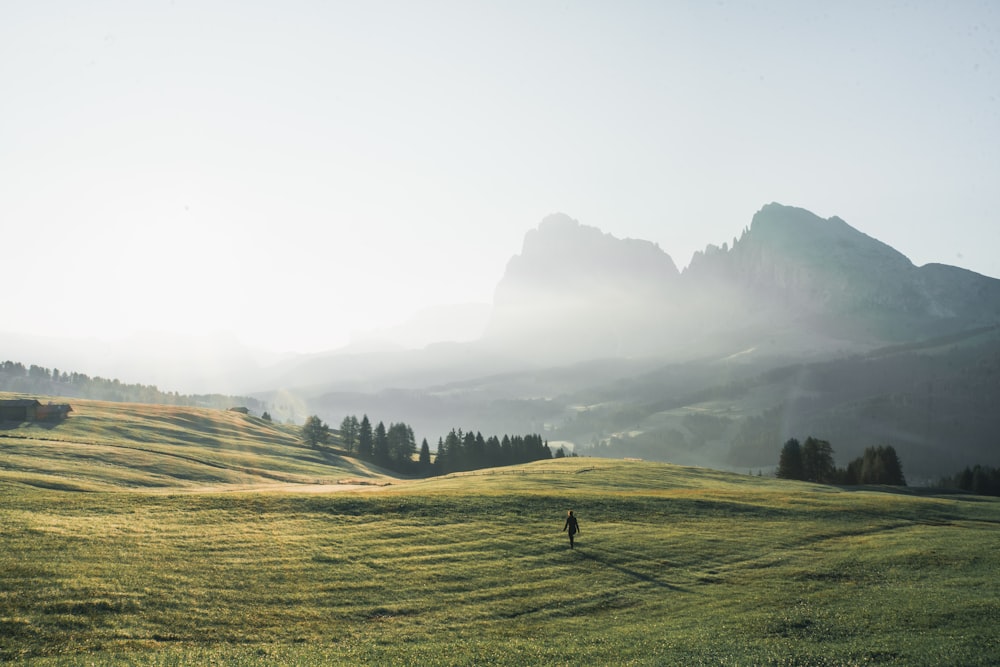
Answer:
0 360 265 413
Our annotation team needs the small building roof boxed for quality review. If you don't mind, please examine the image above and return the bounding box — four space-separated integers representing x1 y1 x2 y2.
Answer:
0 399 41 407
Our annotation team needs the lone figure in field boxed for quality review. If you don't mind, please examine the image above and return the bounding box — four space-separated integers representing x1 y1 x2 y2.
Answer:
563 510 580 549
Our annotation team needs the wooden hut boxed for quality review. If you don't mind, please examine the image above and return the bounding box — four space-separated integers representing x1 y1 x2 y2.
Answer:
0 399 40 422
0 399 72 422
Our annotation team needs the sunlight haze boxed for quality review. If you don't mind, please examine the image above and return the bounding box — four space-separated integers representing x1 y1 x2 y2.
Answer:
3 1 998 353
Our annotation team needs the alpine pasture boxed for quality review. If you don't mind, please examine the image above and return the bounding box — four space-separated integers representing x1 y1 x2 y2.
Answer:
1 395 998 665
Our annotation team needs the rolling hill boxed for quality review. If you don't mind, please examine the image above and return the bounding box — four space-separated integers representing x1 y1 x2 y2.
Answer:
1 411 999 665
0 393 390 492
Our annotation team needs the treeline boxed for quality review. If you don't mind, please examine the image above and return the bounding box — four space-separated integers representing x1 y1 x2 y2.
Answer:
777 437 906 486
302 414 553 476
432 428 553 474
938 465 1000 496
0 360 264 412
334 415 425 475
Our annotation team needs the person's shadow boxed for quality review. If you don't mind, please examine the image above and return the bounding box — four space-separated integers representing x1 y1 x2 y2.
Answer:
574 545 691 593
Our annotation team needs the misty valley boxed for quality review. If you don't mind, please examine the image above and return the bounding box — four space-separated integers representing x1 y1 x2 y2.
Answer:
6 1 999 662
6 203 998 483
3 203 1000 665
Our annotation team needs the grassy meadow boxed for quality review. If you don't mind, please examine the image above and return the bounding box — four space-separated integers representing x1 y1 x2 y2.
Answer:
0 394 390 491
1 395 999 665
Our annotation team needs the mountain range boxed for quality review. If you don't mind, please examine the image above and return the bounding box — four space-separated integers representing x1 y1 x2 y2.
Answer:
485 203 1000 363
289 203 1000 481
5 203 999 480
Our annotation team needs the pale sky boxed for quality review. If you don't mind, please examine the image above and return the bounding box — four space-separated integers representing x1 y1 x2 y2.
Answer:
3 1 998 353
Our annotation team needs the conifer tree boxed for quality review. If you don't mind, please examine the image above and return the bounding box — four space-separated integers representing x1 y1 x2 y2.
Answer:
418 438 432 472
357 415 373 459
434 436 447 473
387 422 416 469
777 438 804 480
802 437 835 483
373 421 390 464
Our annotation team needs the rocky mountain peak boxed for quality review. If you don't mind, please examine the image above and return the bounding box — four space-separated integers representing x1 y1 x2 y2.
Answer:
488 204 1000 360
515 212 679 279
484 213 682 361
744 203 913 271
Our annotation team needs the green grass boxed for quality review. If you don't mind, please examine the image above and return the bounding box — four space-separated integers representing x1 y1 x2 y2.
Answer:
0 393 389 491
1 397 999 664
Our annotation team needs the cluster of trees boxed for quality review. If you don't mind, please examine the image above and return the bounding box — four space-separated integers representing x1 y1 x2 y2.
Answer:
432 428 553 474
337 415 425 474
777 437 906 486
0 360 264 412
777 437 836 483
303 414 425 475
938 465 1000 496
842 445 907 486
301 414 554 477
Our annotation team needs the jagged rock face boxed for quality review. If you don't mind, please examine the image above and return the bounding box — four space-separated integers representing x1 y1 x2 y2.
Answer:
688 203 1000 340
485 204 1000 363
485 213 682 361
720 205 917 310
494 213 679 299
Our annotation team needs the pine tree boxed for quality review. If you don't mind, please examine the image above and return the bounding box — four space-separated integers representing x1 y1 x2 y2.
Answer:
357 415 373 459
470 432 486 468
802 437 835 483
439 430 463 473
433 436 446 473
485 435 502 467
878 445 906 486
373 421 390 464
387 422 416 470
418 438 432 472
777 438 804 480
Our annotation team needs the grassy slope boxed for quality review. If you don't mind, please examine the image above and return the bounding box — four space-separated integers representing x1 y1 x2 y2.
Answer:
2 396 999 665
0 393 388 491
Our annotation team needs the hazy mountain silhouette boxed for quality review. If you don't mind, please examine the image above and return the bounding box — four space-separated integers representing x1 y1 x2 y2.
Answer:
482 204 1000 366
483 213 682 362
286 203 1000 480
7 203 1000 479
685 203 1000 343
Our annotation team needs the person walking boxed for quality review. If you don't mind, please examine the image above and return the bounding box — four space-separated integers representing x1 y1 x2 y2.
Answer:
563 510 580 549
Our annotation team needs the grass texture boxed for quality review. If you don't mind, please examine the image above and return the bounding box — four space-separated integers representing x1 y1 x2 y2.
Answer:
1 396 998 665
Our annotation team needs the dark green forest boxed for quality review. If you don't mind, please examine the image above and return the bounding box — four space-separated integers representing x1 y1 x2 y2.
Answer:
776 437 906 486
301 413 553 477
938 464 1000 496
